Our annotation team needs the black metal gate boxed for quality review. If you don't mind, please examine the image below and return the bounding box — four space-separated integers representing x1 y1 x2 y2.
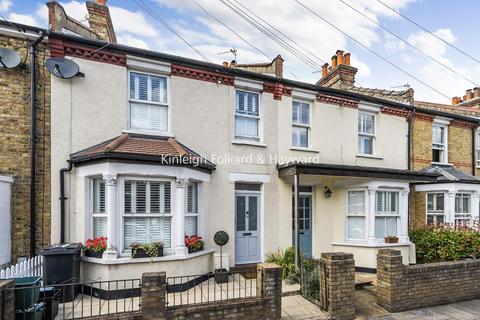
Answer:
300 259 327 307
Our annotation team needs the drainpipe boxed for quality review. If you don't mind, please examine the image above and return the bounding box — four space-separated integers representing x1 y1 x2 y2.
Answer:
293 172 300 270
59 161 73 243
472 127 476 176
29 31 45 257
407 107 416 171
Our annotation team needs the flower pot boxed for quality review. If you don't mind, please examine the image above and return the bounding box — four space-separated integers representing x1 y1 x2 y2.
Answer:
384 237 399 244
132 247 163 258
214 269 229 284
84 249 104 258
188 243 204 253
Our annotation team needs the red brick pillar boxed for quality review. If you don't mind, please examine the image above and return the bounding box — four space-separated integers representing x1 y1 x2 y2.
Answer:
141 272 166 320
319 252 355 320
376 249 404 312
0 280 15 320
257 263 282 319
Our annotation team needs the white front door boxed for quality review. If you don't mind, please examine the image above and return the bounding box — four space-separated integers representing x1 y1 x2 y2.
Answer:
235 193 261 264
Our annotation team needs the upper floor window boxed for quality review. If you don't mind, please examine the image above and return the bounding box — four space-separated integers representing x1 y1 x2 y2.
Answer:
92 178 107 238
235 90 260 141
185 182 199 236
454 193 471 227
346 190 366 239
476 131 480 167
375 191 399 238
426 193 445 224
292 101 310 148
358 112 375 155
432 124 447 163
129 72 169 132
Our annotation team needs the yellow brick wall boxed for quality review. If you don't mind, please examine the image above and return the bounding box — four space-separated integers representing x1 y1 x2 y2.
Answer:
448 125 473 174
0 34 51 262
411 118 432 170
409 191 426 229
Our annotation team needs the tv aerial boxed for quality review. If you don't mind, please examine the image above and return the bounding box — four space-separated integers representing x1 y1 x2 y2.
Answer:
45 57 84 79
0 48 22 69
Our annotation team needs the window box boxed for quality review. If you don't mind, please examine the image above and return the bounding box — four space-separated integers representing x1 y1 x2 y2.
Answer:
131 243 164 258
187 243 204 254
384 236 399 243
84 249 103 259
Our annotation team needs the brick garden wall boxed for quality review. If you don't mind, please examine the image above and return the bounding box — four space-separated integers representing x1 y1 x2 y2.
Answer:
377 249 480 312
0 34 51 262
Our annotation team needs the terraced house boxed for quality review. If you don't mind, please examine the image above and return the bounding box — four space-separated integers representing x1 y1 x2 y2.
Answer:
2 0 480 278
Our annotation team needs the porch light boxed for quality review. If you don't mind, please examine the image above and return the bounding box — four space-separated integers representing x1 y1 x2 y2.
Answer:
324 186 332 198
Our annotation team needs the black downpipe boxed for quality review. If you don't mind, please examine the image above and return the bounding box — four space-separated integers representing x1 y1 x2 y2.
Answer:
29 31 45 257
472 127 476 176
60 161 73 243
407 107 416 171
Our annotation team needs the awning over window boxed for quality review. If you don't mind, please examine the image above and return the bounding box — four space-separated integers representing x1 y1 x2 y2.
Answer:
69 133 215 173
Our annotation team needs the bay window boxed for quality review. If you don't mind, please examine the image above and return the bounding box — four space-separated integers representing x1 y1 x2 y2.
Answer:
129 71 169 132
375 191 399 238
426 193 445 224
235 90 260 140
432 124 447 163
185 182 199 236
455 193 471 226
347 191 366 239
476 130 480 167
358 112 375 155
92 177 107 238
123 180 172 250
292 101 310 148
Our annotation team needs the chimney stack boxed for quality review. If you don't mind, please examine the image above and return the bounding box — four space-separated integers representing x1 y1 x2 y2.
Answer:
317 49 357 89
86 0 116 43
474 87 480 98
452 97 460 105
466 89 474 101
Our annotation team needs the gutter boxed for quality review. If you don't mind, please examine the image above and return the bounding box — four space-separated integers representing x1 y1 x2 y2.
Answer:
59 161 73 243
29 31 45 257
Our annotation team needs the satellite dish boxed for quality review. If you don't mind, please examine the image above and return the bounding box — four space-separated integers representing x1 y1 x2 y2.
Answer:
0 48 21 69
45 57 83 79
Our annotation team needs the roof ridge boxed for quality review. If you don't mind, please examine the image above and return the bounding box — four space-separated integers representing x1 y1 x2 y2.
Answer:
167 137 188 157
104 133 129 152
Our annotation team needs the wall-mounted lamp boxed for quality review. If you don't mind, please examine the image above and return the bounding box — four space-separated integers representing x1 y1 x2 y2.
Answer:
324 186 333 198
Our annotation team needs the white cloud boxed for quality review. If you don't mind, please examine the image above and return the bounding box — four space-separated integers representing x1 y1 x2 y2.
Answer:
109 6 158 38
408 28 456 59
117 34 150 50
0 0 11 12
7 12 37 26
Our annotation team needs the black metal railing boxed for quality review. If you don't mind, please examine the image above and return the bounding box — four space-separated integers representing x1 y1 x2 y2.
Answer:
9 278 141 319
300 259 321 305
166 271 258 308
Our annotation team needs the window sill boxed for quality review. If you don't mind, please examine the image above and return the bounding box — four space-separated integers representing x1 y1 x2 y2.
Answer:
81 248 215 265
356 154 383 160
431 162 453 166
122 128 174 137
290 147 319 153
231 140 267 148
331 241 412 248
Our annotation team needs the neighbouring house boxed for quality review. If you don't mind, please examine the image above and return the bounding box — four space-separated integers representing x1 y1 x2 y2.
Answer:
0 20 51 265
318 51 480 232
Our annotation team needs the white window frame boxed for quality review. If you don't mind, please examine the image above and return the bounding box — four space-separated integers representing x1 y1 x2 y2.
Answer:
91 177 107 238
426 192 446 224
375 190 400 239
432 124 448 164
358 111 376 155
120 177 174 254
345 189 367 240
292 100 311 148
455 192 472 226
185 181 199 236
476 129 480 167
234 89 261 142
127 70 171 135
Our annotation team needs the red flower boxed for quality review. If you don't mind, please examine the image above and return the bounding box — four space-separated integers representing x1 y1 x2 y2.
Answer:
84 236 107 253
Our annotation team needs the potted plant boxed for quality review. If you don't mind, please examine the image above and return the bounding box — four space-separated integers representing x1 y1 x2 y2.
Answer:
384 235 399 243
214 231 229 284
185 235 204 253
83 236 107 258
131 242 164 258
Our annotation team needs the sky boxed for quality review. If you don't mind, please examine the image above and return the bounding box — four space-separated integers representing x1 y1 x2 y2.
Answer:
3 0 480 104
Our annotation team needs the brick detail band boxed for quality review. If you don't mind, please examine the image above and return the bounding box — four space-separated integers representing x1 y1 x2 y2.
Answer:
316 93 358 108
381 107 410 118
414 113 434 122
171 64 234 86
49 38 126 66
263 82 292 100
451 120 476 129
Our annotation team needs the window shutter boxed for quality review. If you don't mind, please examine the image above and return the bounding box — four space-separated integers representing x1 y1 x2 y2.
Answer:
149 217 162 242
164 182 171 213
93 178 105 214
93 217 107 238
136 181 146 213
347 217 364 239
125 181 132 213
130 103 167 131
301 103 309 124
185 216 197 236
150 182 160 213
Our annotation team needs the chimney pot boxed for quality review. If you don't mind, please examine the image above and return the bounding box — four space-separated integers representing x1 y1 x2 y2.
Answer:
230 60 236 67
222 61 229 67
331 55 337 68
344 53 351 66
474 87 480 98
466 89 474 100
96 0 107 5
336 50 344 65
452 97 460 105
322 63 329 78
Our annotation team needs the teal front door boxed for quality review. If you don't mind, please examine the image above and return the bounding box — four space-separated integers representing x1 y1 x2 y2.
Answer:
292 194 313 258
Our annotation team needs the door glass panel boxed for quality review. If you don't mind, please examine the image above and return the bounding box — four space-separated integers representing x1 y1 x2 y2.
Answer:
248 196 257 231
236 196 246 232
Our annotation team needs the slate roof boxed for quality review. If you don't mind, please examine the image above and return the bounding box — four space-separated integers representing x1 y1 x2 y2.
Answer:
420 165 480 184
70 133 215 172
